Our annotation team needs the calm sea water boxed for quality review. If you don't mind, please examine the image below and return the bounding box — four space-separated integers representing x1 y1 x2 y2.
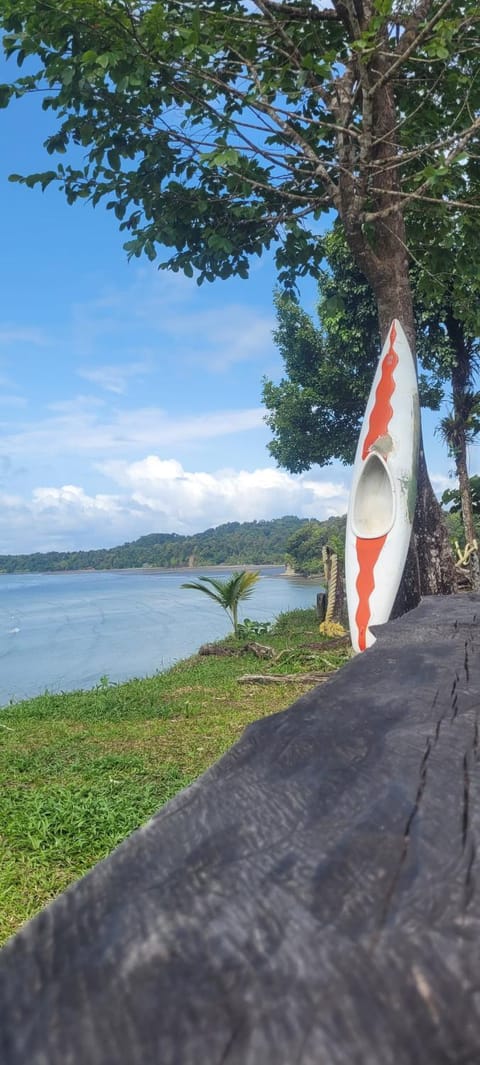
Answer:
0 568 323 707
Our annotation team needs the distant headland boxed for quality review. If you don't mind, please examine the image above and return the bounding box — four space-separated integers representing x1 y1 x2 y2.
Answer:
0 515 347 575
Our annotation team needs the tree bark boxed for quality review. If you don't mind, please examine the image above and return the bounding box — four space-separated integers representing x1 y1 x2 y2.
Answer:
456 446 480 591
341 216 456 607
372 257 456 605
447 310 480 592
337 56 456 610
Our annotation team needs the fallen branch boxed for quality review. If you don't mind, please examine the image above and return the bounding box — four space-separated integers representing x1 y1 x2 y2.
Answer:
243 642 277 659
275 649 322 666
237 672 331 685
199 644 236 656
199 641 277 658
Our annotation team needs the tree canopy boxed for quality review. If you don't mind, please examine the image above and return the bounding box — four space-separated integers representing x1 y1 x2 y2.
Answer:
0 1 479 301
263 225 446 472
263 220 480 583
285 515 346 574
443 476 480 517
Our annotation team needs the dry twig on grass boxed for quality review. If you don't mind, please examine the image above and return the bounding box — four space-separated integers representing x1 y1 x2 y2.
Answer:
237 672 331 685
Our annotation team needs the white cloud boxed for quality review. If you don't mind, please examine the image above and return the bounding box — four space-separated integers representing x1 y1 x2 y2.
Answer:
0 369 27 406
0 394 28 408
77 361 151 394
0 458 349 553
47 395 106 414
0 488 135 554
0 326 48 347
3 404 265 459
70 270 275 372
33 484 123 515
157 303 275 372
100 456 348 526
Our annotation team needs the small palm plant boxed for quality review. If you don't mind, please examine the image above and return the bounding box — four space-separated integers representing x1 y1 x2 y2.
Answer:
181 570 260 637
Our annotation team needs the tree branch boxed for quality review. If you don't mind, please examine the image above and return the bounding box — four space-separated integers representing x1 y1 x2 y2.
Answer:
229 48 339 201
369 0 457 98
252 0 335 111
365 188 480 223
261 1 339 21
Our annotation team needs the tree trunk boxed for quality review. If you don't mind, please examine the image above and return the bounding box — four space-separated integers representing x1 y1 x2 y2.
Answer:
456 444 480 590
373 262 456 606
338 61 456 611
341 239 456 606
457 441 477 546
446 309 480 592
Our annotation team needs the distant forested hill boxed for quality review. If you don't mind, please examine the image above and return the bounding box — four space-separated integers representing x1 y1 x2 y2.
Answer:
0 516 331 574
285 515 347 575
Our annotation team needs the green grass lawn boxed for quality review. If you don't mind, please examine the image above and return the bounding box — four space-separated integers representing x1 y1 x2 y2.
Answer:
0 609 350 945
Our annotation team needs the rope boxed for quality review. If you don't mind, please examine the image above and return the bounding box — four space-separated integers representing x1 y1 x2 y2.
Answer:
322 546 338 623
454 538 478 568
325 552 338 624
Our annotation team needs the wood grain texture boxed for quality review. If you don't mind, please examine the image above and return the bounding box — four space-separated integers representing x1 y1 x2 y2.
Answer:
2 595 480 1064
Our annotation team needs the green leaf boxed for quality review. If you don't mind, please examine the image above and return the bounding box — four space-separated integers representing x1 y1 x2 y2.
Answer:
40 171 57 191
107 150 121 170
0 84 12 108
61 67 74 86
192 6 201 37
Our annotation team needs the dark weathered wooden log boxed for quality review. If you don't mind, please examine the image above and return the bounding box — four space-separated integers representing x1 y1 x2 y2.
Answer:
2 595 480 1064
316 590 327 620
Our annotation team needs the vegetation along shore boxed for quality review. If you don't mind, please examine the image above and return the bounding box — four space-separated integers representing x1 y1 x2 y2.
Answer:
0 608 350 945
0 516 346 575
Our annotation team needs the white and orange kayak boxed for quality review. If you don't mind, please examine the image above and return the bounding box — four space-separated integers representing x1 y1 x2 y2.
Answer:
345 319 420 653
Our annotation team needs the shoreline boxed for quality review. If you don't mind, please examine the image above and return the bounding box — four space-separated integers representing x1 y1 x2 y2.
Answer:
0 569 325 708
0 563 322 580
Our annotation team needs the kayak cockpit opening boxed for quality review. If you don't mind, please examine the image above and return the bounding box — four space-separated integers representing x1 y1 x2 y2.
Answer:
352 452 395 539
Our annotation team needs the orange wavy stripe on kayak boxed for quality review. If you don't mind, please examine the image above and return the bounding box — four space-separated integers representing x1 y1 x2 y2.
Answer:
356 321 399 649
355 535 387 651
361 321 399 460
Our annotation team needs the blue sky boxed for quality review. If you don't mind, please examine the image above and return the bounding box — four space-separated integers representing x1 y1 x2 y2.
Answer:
0 62 460 554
